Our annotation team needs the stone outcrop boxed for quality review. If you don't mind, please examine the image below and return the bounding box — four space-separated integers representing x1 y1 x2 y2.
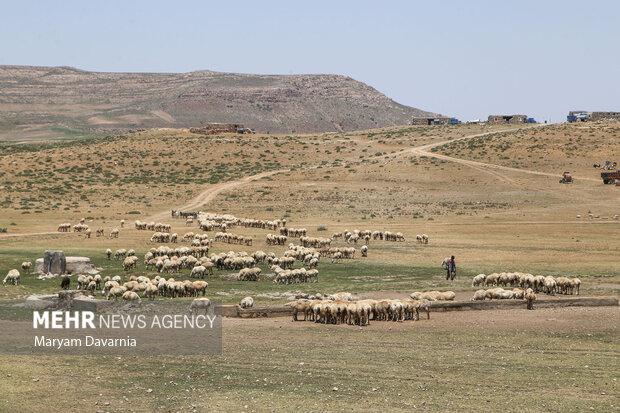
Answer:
35 256 98 275
0 65 438 136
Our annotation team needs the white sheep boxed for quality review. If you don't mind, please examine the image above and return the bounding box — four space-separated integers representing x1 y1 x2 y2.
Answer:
190 265 206 279
472 289 486 301
240 296 254 309
143 284 159 300
525 288 536 310
189 298 211 315
122 291 142 305
21 261 32 273
472 273 486 287
3 269 20 285
107 286 127 300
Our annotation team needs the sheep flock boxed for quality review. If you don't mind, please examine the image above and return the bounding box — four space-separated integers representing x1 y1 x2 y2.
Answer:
4 208 590 327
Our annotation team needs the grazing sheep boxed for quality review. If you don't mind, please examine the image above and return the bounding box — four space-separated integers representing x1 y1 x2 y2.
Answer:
329 292 353 301
543 276 557 295
570 278 581 295
114 249 127 260
120 219 125 228
331 251 343 264
94 274 102 290
238 267 261 281
122 256 138 271
291 300 313 321
410 291 438 301
192 280 208 296
76 275 88 290
110 228 119 238
107 286 127 300
57 223 71 232
106 248 112 260
240 296 254 309
189 298 211 315
21 261 32 273
3 269 20 285
472 289 486 301
360 245 368 257
143 283 159 300
435 291 456 301
472 273 486 287
484 273 500 287
411 290 454 301
190 265 206 279
525 288 536 310
122 291 142 306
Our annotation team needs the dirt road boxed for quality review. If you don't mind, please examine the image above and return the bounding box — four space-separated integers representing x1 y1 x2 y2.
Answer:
384 124 600 182
0 231 59 239
146 169 288 221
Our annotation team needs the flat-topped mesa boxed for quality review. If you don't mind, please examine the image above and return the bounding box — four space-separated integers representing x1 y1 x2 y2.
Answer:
0 65 437 135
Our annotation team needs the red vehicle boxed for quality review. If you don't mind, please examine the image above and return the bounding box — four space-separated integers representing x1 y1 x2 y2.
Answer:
601 171 620 184
559 172 574 184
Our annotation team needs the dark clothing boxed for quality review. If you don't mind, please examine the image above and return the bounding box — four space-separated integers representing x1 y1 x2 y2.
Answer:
446 259 456 280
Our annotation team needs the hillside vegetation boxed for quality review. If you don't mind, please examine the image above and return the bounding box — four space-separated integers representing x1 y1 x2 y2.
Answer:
0 66 437 141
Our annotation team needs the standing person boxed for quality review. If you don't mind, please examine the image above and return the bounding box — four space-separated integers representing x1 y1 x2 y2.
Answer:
446 255 456 280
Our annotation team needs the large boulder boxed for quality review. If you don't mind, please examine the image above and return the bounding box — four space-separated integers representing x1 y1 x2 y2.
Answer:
35 256 99 275
57 290 89 308
34 258 44 273
24 294 58 310
65 257 98 275
43 250 66 275
72 297 114 312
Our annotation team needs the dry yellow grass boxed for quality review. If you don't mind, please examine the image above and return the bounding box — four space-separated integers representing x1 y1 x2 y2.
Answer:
0 121 619 412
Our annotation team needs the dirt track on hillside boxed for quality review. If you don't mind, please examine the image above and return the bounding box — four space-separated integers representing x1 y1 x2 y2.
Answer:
1 125 604 239
378 124 600 183
415 126 598 182
146 169 289 221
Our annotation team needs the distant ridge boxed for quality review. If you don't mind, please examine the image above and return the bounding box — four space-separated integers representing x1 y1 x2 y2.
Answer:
0 65 438 139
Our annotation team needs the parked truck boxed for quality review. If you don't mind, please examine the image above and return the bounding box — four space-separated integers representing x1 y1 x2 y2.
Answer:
601 171 620 184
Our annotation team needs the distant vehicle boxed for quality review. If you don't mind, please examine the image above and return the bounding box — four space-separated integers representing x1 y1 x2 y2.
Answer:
236 128 255 134
567 113 590 122
450 118 459 125
601 171 620 184
526 118 536 123
559 172 574 184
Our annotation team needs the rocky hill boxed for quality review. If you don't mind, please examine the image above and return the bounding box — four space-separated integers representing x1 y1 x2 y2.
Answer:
0 65 437 140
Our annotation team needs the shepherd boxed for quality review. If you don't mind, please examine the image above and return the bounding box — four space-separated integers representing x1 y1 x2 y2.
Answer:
442 256 456 280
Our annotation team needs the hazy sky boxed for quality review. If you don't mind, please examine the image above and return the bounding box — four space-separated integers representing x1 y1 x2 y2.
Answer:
2 0 618 123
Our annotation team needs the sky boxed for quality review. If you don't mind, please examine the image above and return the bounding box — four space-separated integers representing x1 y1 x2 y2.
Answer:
1 0 618 123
